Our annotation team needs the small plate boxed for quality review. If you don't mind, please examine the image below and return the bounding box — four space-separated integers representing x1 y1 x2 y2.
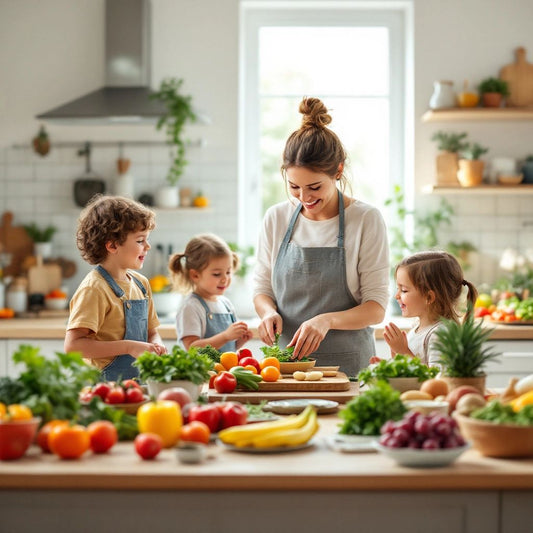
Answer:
279 359 316 374
325 434 377 453
218 439 316 454
373 442 470 467
263 399 339 415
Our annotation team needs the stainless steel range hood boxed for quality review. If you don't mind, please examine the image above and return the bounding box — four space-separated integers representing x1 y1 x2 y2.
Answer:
37 0 166 124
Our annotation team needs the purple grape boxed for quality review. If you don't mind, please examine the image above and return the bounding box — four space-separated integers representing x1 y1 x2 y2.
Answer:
397 420 415 435
392 428 410 446
443 435 459 449
408 438 421 449
434 421 453 437
422 438 440 450
405 411 420 425
414 417 431 436
380 420 396 435
384 436 402 448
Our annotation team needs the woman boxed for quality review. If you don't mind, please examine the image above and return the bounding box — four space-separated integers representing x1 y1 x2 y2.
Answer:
253 97 390 377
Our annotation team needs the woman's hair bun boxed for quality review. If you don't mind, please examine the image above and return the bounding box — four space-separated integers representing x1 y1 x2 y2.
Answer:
299 97 332 129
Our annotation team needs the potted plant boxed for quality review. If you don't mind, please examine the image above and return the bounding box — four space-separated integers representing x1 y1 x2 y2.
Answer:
431 131 469 185
478 77 510 108
433 310 500 394
133 345 213 400
457 142 489 187
23 222 57 259
150 78 197 208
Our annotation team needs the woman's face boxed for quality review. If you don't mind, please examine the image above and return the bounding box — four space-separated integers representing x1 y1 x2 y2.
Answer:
285 166 339 220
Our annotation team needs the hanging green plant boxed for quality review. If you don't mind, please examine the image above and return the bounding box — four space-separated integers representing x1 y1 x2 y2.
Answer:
150 78 197 186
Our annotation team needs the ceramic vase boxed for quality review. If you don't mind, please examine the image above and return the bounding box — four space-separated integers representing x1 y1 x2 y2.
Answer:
457 159 484 187
155 186 179 208
436 151 460 185
429 81 456 109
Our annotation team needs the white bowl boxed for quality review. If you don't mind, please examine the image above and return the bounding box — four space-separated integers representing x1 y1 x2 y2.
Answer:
44 297 68 310
404 400 449 415
176 442 208 464
152 292 182 317
373 442 470 467
146 379 202 401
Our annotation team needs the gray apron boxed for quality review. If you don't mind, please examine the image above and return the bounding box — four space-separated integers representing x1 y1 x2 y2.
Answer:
97 265 148 381
272 190 375 377
192 293 237 353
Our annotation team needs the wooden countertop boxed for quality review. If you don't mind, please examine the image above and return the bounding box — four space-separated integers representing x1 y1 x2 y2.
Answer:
1 415 533 491
1 317 533 341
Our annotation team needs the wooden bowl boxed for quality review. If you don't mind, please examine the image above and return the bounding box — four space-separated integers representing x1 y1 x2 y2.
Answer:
454 413 533 458
498 173 523 185
279 359 316 374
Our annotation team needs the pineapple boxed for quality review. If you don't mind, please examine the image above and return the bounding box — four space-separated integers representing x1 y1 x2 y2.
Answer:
434 312 500 377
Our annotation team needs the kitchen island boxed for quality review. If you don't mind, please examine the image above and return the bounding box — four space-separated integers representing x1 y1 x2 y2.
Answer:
0 415 532 533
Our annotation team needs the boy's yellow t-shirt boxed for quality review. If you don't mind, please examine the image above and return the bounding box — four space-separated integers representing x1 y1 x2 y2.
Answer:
67 269 160 370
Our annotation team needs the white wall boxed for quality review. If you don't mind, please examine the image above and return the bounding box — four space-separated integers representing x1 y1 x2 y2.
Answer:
0 0 532 296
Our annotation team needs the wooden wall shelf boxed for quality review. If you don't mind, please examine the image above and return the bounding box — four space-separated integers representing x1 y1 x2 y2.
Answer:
422 108 533 122
423 184 533 194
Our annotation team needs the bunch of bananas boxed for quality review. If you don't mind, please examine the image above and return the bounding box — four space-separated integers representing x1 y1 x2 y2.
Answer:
218 405 318 449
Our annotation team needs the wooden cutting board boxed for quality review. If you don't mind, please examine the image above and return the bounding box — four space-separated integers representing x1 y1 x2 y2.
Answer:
500 47 533 107
0 212 34 277
208 381 358 405
257 372 351 392
28 256 62 295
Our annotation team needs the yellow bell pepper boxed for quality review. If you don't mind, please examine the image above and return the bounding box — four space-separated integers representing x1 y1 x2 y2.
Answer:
510 390 533 412
137 400 182 448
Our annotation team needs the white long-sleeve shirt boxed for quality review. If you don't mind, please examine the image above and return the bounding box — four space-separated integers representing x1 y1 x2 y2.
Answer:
253 199 390 311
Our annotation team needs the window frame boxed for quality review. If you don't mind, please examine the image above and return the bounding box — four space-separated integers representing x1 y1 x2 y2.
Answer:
238 1 413 246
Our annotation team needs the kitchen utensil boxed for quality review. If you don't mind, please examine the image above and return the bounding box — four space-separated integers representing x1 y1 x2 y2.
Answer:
0 212 34 277
28 256 62 295
74 142 106 207
500 47 533 107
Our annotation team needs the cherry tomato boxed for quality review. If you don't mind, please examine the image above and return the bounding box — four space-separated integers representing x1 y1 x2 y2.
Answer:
134 433 163 460
219 402 248 429
237 348 253 361
105 386 126 404
49 424 90 459
122 379 142 390
92 383 111 400
180 421 210 444
87 420 118 454
125 387 145 404
213 371 237 394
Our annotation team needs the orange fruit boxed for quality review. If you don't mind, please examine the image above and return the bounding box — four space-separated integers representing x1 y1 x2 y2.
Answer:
244 364 258 374
220 351 239 370
260 357 280 371
49 424 90 459
0 403 6 420
7 404 33 421
214 363 226 373
37 420 70 453
180 421 211 444
261 366 281 382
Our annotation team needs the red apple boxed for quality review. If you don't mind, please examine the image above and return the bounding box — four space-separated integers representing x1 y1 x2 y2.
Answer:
157 387 192 408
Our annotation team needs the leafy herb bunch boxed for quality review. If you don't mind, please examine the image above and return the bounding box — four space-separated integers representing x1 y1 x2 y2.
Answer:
134 345 213 385
471 400 533 426
357 354 438 387
259 333 303 362
338 381 407 436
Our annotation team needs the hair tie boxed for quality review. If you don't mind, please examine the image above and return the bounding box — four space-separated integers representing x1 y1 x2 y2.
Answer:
462 280 468 286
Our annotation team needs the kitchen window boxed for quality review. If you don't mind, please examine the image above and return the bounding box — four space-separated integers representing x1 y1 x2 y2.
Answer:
239 1 413 246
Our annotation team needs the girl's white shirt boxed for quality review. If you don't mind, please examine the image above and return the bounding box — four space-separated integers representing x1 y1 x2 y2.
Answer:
406 319 444 368
253 199 390 310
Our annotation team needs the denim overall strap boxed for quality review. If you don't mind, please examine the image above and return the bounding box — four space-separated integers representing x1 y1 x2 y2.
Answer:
96 266 149 381
272 190 375 378
192 293 237 353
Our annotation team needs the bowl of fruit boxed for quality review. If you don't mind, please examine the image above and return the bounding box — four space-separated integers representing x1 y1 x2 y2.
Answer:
0 404 41 460
374 411 469 467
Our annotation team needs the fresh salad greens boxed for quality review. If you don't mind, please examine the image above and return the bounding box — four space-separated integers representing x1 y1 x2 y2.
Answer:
357 354 438 386
471 400 533 425
0 345 100 423
515 298 533 321
196 345 221 363
338 381 407 436
133 345 213 384
259 333 306 362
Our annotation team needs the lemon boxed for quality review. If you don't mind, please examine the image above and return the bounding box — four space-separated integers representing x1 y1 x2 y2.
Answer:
475 293 492 309
150 275 170 293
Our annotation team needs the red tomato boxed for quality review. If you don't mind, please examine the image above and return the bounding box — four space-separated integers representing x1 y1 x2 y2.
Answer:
87 420 118 454
237 348 253 361
49 424 90 459
213 371 237 394
180 421 210 444
239 357 260 373
209 374 217 389
125 387 145 404
219 402 248 429
188 404 222 433
36 420 69 453
122 379 141 390
134 433 163 460
105 386 126 404
92 383 111 400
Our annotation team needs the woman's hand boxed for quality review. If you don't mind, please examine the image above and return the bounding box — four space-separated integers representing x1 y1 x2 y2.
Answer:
383 322 409 355
257 312 282 345
288 315 331 359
